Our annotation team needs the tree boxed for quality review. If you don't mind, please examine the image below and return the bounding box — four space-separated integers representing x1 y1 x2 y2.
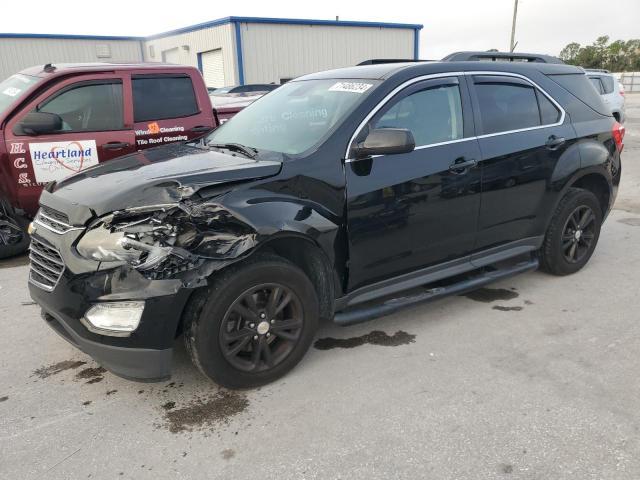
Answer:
558 36 640 71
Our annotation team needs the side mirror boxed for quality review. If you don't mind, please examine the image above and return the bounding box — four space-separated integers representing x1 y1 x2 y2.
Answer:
18 112 63 136
353 128 415 159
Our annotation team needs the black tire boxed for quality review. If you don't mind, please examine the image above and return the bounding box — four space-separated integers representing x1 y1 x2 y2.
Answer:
184 254 319 389
540 188 602 276
0 211 30 259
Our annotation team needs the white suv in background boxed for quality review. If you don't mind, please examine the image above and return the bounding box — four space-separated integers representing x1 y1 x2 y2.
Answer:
585 69 626 123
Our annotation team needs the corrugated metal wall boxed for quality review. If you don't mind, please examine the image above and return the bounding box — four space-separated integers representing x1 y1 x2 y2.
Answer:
142 24 237 86
0 38 142 80
240 23 415 83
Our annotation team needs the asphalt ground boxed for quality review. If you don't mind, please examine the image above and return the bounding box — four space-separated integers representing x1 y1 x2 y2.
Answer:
1 95 640 480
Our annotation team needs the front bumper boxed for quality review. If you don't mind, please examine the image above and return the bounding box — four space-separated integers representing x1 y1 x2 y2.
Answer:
28 225 193 382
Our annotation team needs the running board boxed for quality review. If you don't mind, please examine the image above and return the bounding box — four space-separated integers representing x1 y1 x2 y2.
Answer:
333 258 539 326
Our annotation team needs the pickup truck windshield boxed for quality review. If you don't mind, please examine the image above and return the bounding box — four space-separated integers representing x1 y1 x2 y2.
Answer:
207 79 380 155
0 74 39 117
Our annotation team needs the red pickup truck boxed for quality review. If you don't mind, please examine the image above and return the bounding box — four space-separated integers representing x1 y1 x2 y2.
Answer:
0 63 218 257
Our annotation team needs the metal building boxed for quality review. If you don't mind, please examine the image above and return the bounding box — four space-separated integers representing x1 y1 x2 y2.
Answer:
0 17 422 87
0 33 143 80
143 17 423 87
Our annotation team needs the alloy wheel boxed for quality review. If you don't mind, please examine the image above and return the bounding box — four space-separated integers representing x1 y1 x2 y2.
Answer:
561 205 596 263
219 283 304 372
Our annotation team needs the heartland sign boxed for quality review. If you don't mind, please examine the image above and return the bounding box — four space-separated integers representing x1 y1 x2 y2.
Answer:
28 140 99 183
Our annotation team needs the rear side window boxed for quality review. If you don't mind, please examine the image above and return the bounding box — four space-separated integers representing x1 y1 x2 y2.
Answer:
475 82 540 134
37 81 124 132
600 75 615 94
547 73 610 116
537 91 561 124
132 76 199 122
589 77 604 94
373 84 464 147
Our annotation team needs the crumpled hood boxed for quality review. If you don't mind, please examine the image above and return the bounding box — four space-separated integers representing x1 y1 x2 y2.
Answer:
43 143 282 221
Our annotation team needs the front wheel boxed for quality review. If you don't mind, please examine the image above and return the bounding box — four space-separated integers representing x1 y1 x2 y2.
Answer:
540 188 602 276
0 209 30 259
184 254 319 389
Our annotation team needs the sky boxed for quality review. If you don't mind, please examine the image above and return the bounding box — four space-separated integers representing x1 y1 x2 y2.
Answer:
1 0 638 59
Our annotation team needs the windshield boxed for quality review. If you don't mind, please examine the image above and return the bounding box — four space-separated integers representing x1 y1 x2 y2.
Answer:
210 86 234 94
0 74 39 116
206 79 380 156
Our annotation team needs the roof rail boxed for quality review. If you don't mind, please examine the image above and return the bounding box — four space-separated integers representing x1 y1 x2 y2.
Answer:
441 51 564 64
583 68 610 74
357 59 431 65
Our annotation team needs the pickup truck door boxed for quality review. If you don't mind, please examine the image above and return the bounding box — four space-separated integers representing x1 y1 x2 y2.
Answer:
345 76 482 291
4 73 135 210
130 73 215 150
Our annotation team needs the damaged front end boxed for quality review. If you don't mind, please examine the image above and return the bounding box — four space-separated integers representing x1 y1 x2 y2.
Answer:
77 200 258 286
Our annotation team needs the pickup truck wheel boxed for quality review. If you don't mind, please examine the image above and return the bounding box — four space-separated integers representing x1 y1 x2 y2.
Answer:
0 211 30 259
184 254 319 389
540 188 602 276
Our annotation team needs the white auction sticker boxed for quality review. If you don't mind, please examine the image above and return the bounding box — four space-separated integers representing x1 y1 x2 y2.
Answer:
2 87 21 97
28 140 99 183
329 82 373 94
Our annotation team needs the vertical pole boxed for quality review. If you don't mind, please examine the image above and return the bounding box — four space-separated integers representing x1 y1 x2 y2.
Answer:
510 0 519 52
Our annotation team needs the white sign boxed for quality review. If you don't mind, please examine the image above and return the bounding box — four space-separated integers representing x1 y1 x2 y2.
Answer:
28 140 99 183
328 82 373 94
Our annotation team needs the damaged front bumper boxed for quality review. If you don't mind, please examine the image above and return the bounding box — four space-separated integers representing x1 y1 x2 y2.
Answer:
29 223 194 381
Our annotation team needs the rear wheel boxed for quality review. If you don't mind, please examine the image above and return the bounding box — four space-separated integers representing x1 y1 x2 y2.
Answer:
540 188 602 276
0 209 30 259
184 254 319 389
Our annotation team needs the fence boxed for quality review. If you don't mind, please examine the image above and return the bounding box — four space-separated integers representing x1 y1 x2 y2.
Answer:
613 72 640 93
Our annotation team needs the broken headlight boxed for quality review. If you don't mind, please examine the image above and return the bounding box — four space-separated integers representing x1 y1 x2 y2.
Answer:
76 212 176 270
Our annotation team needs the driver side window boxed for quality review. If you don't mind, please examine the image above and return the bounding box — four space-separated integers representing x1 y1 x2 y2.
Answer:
35 81 124 133
372 84 464 147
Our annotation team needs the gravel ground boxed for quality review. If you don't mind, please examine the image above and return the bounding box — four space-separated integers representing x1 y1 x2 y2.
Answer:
1 95 640 480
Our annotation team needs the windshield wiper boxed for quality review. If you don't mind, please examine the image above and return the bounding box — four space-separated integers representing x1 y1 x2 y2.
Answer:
207 142 258 159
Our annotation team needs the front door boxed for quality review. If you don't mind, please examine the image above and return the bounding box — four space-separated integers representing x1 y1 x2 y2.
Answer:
345 76 482 291
5 74 135 214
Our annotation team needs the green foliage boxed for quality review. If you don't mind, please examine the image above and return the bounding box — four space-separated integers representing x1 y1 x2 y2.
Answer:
559 36 640 71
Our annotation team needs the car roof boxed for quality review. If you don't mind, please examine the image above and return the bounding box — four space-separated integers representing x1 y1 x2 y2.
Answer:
19 62 195 77
296 61 584 81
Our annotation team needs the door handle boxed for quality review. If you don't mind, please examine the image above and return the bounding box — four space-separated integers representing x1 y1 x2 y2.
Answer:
449 157 477 173
192 125 212 133
103 142 130 150
546 135 566 150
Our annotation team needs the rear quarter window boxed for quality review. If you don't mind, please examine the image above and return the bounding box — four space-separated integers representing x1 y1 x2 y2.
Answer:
132 76 199 122
547 73 611 116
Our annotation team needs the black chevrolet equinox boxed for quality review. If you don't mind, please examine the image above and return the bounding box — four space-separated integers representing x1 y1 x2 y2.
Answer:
29 61 623 388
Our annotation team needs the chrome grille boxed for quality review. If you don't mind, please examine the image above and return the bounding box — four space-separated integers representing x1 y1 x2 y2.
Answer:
29 237 65 291
34 207 79 234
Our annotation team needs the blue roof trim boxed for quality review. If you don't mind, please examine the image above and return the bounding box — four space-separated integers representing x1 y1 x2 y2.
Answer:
1 17 423 43
146 16 423 40
0 32 142 41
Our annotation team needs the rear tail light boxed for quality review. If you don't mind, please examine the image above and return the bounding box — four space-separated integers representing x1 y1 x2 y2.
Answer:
612 121 625 152
619 84 625 96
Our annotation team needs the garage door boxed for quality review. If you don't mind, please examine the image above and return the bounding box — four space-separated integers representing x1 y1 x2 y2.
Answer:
201 49 225 88
162 48 180 64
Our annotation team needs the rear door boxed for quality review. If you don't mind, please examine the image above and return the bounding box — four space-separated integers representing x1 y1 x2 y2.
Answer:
131 73 214 150
4 73 135 209
345 75 482 290
468 73 576 258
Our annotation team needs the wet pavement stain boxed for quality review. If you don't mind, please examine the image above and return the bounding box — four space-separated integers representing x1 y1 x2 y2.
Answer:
221 449 236 460
618 217 640 226
493 306 524 312
163 391 249 434
82 400 92 406
162 401 176 410
85 377 104 385
463 288 519 303
314 330 416 350
0 396 8 402
75 366 106 380
33 360 86 379
500 463 514 474
106 389 118 396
